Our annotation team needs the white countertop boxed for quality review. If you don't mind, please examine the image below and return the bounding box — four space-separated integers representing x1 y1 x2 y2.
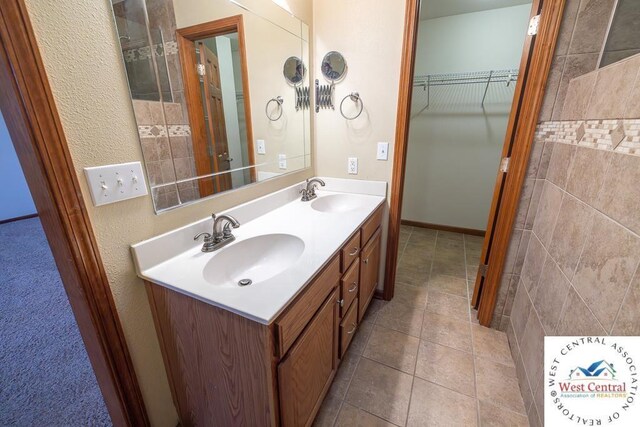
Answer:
131 178 386 324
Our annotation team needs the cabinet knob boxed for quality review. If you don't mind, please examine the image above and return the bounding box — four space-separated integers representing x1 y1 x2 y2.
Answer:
363 258 369 264
337 298 344 307
348 283 358 293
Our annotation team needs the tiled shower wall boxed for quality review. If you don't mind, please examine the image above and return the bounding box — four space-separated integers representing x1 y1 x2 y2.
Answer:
495 2 640 424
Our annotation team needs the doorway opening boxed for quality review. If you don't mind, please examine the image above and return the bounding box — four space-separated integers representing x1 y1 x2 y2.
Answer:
0 109 111 425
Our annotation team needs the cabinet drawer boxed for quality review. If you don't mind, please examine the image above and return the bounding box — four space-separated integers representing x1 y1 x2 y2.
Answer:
340 259 359 317
341 231 361 273
276 256 340 358
361 204 384 247
339 299 358 358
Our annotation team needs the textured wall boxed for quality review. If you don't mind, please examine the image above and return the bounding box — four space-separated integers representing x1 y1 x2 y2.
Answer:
499 3 640 424
24 0 313 425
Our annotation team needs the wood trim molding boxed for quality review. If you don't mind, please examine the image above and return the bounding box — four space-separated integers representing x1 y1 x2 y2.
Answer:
477 0 567 326
401 220 486 237
383 0 421 301
0 1 149 425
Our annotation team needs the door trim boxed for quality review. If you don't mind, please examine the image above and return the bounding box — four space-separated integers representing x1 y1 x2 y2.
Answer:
177 15 257 197
0 1 149 425
384 0 566 327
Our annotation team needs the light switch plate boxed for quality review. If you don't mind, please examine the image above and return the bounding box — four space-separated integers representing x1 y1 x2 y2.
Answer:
257 139 266 154
376 142 389 160
348 157 358 174
278 154 287 170
84 161 148 207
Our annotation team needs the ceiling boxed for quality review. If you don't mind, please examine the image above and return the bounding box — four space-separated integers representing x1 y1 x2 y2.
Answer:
420 0 532 20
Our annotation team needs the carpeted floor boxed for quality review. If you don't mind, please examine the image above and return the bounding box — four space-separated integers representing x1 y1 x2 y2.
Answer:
0 217 112 426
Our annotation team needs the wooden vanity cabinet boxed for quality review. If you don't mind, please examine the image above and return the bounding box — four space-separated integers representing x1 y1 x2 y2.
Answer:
145 203 385 427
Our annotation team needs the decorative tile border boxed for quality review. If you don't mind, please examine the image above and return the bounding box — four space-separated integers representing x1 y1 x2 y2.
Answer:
536 119 640 156
123 40 178 63
138 124 191 139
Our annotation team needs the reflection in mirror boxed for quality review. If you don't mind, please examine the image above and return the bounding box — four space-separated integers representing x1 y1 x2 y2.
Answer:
283 56 306 86
600 0 640 68
177 17 255 197
110 0 311 212
321 51 347 82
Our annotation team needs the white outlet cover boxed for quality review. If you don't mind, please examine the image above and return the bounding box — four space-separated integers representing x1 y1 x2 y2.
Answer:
348 157 358 175
278 154 287 170
257 139 266 154
84 161 148 206
376 142 389 160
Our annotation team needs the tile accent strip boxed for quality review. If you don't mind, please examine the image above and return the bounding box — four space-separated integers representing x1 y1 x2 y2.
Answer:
536 119 640 156
138 125 191 139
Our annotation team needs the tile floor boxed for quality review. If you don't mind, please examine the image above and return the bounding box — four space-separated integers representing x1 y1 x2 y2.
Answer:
313 226 529 427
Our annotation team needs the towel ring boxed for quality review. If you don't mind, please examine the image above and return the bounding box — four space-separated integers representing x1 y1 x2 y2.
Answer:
266 96 284 121
340 92 363 120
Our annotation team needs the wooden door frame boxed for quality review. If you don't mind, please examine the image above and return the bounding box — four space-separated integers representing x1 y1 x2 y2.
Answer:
176 15 257 197
0 2 149 426
383 0 566 328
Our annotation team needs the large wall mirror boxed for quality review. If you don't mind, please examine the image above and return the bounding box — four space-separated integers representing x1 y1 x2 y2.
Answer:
110 0 311 212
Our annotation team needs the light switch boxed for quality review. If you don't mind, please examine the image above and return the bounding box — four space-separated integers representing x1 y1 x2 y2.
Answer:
348 157 358 175
84 161 148 206
377 142 389 160
279 154 287 170
257 139 266 154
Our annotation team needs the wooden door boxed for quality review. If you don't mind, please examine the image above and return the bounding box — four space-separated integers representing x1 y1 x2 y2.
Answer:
198 42 232 192
278 288 339 427
359 229 381 322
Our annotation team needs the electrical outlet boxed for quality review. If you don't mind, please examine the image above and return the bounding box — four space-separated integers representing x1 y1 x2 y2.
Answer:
84 161 148 206
279 154 287 169
348 157 358 175
376 142 389 160
257 139 266 154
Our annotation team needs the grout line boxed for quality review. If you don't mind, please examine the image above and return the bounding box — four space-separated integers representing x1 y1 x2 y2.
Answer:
609 261 640 334
463 234 482 426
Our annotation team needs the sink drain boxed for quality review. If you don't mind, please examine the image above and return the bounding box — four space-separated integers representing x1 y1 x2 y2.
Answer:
238 278 252 287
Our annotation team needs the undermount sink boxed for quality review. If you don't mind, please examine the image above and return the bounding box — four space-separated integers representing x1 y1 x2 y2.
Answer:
311 194 360 213
202 234 304 287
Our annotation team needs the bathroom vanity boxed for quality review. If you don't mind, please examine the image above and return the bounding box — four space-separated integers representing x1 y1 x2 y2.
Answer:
132 179 386 426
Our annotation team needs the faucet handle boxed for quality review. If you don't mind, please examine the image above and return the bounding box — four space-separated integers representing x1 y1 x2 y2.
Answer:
194 232 213 242
222 223 234 238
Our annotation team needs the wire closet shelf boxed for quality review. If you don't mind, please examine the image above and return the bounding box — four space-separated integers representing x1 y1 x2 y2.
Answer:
411 68 519 115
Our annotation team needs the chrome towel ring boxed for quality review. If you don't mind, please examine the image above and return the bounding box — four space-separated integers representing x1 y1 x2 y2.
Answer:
266 96 284 121
340 92 363 120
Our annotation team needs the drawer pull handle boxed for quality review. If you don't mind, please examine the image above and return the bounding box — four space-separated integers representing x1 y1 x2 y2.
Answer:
363 258 369 264
337 298 344 307
347 324 357 335
348 283 358 293
349 247 359 256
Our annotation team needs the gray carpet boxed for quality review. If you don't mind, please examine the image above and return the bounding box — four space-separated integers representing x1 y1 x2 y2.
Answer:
0 218 112 426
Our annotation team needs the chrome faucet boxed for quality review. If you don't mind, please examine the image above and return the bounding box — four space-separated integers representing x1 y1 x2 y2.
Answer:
194 213 241 252
300 178 326 201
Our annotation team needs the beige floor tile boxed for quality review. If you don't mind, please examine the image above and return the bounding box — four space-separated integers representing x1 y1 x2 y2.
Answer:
392 283 428 309
478 400 529 427
421 311 472 353
376 302 424 337
345 358 413 426
437 230 465 241
426 291 470 321
349 320 374 355
362 298 387 324
431 257 467 278
414 340 476 397
334 403 396 427
313 394 342 427
407 378 478 427
395 265 429 288
472 324 515 367
364 325 420 374
329 351 360 399
475 357 526 414
427 273 468 297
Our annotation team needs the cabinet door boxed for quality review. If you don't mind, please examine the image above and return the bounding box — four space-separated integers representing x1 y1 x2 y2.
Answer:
359 229 381 322
278 288 339 427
